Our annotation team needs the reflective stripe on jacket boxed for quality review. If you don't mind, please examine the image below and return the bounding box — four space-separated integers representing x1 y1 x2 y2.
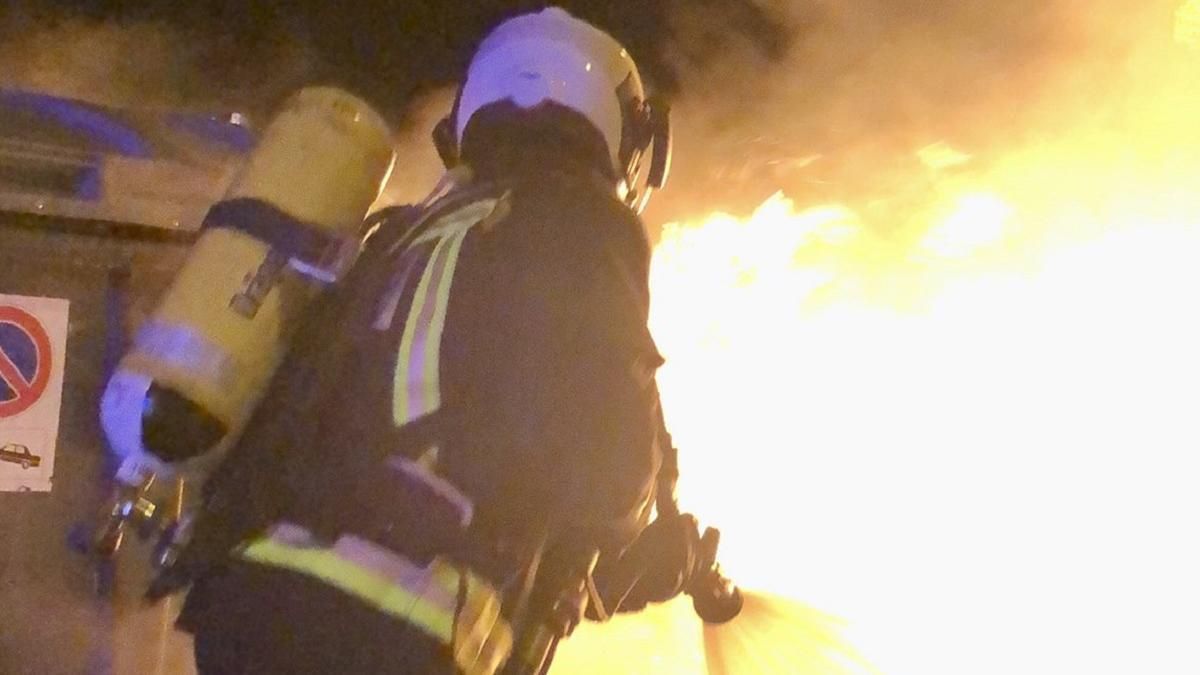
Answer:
190 160 661 672
240 524 512 675
234 190 512 674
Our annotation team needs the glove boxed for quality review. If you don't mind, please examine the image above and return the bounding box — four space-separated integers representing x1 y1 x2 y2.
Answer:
592 512 702 614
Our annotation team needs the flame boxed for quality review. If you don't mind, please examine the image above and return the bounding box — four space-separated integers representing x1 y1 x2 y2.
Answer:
652 195 1200 675
918 192 1012 259
1176 0 1200 48
646 9 1200 673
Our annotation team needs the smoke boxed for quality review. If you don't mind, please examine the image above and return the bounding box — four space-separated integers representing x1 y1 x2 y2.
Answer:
648 0 1190 227
375 88 458 207
646 6 1200 673
1 1 1190 221
347 0 1198 226
645 7 1200 675
0 9 315 116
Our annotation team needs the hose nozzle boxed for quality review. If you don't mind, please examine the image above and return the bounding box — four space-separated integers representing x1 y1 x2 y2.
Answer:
687 527 744 624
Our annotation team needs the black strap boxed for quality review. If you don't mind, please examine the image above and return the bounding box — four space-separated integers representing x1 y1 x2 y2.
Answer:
177 205 425 575
201 198 343 265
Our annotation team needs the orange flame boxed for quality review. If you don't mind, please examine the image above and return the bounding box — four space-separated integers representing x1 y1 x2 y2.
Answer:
558 4 1200 673
650 189 1200 674
643 11 1200 674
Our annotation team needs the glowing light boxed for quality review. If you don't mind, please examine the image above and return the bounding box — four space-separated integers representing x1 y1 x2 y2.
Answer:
916 142 972 171
1176 0 1200 49
562 5 1200 673
646 188 1200 674
919 192 1012 258
645 125 1200 675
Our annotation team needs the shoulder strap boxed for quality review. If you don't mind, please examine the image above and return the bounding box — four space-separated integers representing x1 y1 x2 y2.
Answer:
183 206 424 548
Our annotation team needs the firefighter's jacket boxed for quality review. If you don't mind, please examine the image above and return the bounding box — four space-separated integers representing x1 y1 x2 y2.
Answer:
179 156 664 673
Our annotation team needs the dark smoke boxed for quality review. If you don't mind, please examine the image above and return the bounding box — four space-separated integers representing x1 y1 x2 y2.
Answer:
0 1 1185 228
0 8 314 117
649 0 1186 228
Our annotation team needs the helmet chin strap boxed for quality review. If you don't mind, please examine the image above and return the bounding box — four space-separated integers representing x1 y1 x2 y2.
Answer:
629 185 655 216
433 116 460 169
624 98 672 215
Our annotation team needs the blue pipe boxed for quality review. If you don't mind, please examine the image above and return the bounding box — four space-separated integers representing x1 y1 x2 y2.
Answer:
0 89 153 158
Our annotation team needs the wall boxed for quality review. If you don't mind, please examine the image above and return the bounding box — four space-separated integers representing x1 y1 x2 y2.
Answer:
0 218 198 675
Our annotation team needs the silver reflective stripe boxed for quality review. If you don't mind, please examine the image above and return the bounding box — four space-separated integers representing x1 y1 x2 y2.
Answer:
386 454 475 526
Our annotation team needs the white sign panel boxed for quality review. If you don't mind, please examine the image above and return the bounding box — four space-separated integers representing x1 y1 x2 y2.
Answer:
0 294 69 491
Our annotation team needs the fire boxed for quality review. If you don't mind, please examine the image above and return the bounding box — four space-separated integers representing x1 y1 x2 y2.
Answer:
918 192 1012 259
651 193 1200 674
648 13 1200 672
1176 0 1200 48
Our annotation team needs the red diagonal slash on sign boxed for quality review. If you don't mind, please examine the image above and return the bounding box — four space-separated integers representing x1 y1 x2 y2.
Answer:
0 305 53 418
0 347 32 398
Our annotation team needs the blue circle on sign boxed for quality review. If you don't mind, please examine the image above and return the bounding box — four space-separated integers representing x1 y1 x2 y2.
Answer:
0 305 53 418
0 322 39 402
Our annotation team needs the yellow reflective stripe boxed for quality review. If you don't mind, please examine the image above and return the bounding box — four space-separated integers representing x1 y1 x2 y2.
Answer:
409 199 495 247
399 231 463 422
421 229 468 415
240 537 456 643
240 536 515 674
394 237 448 425
453 573 514 675
393 199 496 426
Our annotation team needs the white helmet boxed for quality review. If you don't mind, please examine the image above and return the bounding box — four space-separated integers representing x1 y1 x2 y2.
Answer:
434 7 671 211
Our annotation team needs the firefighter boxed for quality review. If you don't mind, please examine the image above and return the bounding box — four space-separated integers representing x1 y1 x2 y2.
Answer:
172 7 690 674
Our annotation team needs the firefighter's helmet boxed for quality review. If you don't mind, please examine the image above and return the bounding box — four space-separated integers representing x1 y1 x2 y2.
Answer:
435 7 671 212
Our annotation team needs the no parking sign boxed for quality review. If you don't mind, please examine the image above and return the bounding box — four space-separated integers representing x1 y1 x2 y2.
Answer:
0 295 69 492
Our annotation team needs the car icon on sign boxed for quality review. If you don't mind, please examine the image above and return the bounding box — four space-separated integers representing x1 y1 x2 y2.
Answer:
0 443 40 469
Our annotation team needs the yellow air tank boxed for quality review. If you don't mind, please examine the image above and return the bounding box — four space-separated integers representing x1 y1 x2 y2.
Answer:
100 87 396 480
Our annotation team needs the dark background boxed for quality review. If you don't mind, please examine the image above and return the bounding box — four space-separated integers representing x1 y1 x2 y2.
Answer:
3 0 788 114
0 0 1178 228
